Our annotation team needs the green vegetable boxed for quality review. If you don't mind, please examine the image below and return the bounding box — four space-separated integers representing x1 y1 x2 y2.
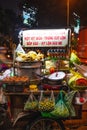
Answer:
39 98 55 112
24 101 38 110
64 91 77 117
51 91 69 118
51 100 69 118
69 52 81 66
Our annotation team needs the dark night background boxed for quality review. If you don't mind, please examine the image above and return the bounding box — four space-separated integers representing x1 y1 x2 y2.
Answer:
1 0 87 26
0 0 87 45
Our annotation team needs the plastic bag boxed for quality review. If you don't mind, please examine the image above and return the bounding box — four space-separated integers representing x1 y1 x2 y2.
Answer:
38 91 55 112
51 91 69 118
15 43 25 54
64 90 77 117
24 92 38 111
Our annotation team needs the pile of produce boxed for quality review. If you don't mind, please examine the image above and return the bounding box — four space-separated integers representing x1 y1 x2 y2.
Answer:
24 101 38 111
2 76 29 83
29 84 38 91
39 98 55 112
24 93 38 111
16 51 44 61
50 91 70 118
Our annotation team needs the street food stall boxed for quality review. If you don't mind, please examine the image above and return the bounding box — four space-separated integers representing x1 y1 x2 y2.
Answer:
1 28 87 130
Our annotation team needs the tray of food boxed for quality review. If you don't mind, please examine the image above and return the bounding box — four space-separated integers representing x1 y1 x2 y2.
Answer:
2 76 30 84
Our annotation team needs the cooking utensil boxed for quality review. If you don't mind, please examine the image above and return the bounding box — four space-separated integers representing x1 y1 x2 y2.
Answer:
33 71 66 81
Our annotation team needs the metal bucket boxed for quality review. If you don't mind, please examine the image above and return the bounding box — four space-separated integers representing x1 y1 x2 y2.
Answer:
16 61 42 81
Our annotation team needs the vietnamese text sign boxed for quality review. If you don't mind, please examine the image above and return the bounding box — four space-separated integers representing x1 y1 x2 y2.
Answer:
23 29 70 47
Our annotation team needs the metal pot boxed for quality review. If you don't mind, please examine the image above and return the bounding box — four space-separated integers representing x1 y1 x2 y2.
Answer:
34 71 66 85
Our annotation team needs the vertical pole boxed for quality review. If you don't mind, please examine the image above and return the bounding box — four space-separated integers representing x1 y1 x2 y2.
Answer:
67 0 69 27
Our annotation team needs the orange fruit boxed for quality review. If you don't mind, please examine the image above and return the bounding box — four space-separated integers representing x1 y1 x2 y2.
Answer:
49 67 55 74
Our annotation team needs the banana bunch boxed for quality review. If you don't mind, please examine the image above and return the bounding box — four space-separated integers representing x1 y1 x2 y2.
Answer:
16 51 44 61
